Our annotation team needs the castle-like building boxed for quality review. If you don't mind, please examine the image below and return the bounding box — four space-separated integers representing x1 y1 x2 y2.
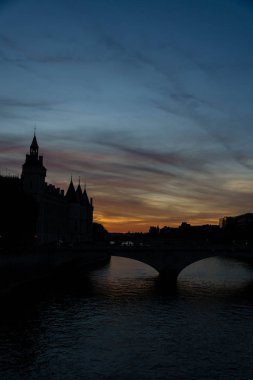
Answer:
20 134 93 244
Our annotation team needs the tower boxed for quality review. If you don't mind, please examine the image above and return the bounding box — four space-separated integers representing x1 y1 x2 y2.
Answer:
21 134 47 195
19 134 94 244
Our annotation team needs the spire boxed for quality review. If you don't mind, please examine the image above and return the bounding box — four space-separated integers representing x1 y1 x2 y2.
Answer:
65 177 77 202
30 131 39 157
82 186 90 205
76 177 83 202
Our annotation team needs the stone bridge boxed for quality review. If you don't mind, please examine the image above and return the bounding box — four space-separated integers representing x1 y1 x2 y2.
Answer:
108 244 253 283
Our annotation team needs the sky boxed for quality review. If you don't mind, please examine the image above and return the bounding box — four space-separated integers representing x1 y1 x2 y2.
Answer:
1 0 253 232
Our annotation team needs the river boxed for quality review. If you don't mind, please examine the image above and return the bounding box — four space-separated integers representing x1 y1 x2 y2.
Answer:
0 256 253 380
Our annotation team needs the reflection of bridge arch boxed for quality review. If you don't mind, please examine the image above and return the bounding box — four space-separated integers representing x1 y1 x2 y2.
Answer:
109 245 253 283
110 255 159 274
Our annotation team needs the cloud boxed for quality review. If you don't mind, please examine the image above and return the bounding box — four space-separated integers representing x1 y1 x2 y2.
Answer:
1 126 253 232
0 96 68 124
0 96 58 110
90 129 221 174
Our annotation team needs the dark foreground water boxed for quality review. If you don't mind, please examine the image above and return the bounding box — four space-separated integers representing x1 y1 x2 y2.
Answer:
0 256 253 380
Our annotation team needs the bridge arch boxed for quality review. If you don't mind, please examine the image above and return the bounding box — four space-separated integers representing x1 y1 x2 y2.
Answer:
109 246 166 273
109 254 159 275
109 247 220 282
108 245 251 284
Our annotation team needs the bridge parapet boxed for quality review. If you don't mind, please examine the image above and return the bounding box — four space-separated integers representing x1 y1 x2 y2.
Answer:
109 244 253 283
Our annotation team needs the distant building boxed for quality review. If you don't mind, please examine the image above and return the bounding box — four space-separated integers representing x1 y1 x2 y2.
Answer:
219 213 253 230
1 134 93 245
179 222 191 230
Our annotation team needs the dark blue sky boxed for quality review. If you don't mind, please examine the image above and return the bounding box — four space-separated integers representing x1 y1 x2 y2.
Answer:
1 0 253 231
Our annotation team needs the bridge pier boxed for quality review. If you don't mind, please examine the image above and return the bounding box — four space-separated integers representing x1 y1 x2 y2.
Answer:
158 267 180 286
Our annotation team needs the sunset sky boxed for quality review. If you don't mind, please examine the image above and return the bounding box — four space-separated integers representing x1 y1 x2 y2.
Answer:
1 0 253 232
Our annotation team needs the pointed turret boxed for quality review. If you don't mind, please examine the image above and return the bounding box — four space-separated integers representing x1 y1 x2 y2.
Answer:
75 177 83 203
65 177 77 202
30 133 39 158
82 187 90 206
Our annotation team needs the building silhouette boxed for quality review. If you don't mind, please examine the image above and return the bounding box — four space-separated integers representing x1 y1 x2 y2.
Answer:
219 213 253 232
1 134 93 245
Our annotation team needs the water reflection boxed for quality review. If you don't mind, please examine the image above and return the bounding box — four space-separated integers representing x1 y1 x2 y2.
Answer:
89 257 158 302
0 256 252 380
0 256 252 307
1 256 252 307
179 257 253 285
178 257 253 301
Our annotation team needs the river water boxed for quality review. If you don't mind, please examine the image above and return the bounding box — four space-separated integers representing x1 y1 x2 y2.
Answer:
0 256 253 380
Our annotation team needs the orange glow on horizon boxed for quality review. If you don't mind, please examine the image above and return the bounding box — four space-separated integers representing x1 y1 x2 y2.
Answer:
94 214 220 233
1 144 246 235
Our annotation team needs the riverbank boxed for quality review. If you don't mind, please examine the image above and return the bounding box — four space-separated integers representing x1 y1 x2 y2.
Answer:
0 243 111 296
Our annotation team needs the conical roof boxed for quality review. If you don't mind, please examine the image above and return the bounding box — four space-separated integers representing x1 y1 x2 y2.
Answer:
76 184 83 202
82 188 90 205
65 178 77 202
30 134 39 150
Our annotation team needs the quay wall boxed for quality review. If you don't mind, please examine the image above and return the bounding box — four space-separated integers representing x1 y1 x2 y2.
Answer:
0 245 110 295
